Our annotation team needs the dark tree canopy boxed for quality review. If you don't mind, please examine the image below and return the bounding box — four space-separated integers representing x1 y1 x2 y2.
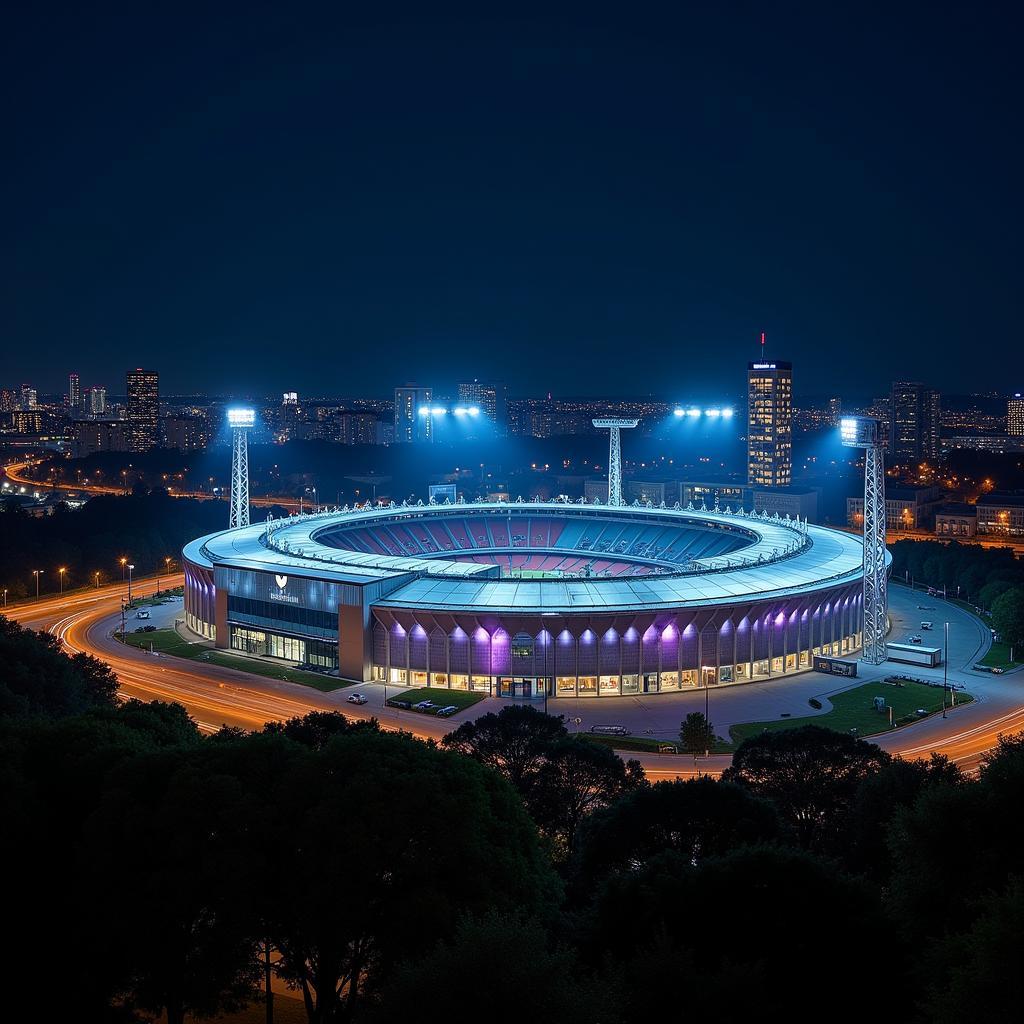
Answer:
572 776 780 890
722 725 891 848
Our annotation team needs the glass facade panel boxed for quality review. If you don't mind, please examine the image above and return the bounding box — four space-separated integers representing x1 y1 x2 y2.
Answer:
599 675 620 696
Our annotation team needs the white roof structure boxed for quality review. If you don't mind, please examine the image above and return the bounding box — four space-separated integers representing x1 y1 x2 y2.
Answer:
185 500 871 613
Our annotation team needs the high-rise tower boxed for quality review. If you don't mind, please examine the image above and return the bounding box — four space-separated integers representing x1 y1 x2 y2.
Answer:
68 372 81 410
889 382 941 462
126 368 160 452
227 408 255 528
747 359 793 486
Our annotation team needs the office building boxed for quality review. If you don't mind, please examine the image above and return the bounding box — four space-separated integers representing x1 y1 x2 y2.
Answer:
162 414 210 451
394 385 433 443
126 368 160 451
1008 393 1024 437
458 379 507 434
20 385 38 409
975 493 1024 537
337 411 382 445
70 419 130 457
747 360 793 487
85 386 107 415
68 372 81 410
889 382 941 462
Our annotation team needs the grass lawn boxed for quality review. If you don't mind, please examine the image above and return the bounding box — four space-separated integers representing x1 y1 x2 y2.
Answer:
729 679 974 745
583 733 735 755
980 641 1022 670
119 628 347 692
385 687 486 715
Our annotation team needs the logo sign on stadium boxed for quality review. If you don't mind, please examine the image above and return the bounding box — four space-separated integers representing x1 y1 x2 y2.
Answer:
269 573 299 604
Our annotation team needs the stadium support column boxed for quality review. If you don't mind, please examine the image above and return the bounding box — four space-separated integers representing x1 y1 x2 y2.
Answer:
227 408 255 529
592 418 639 507
840 416 887 664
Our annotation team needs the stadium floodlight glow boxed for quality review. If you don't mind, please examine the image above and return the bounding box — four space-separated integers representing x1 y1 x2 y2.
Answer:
686 407 701 417
705 408 721 417
468 406 480 416
431 406 447 416
721 408 734 418
226 407 255 428
453 406 467 416
418 405 430 416
673 407 685 417
838 416 887 665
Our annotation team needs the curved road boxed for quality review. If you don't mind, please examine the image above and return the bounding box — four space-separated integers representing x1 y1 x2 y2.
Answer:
5 577 1023 776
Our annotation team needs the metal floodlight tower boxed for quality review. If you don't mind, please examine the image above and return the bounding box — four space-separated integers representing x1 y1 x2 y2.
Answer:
840 416 888 664
227 408 255 529
592 418 639 507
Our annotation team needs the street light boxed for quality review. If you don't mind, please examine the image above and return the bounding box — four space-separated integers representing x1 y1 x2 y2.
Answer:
58 567 66 595
94 571 100 589
120 556 127 582
127 563 135 604
32 569 43 599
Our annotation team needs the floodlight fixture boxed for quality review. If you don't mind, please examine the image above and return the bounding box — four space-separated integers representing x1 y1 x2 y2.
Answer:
227 407 255 428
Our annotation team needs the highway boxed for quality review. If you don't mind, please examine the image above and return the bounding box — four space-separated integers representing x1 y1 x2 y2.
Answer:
3 459 302 512
4 577 1023 776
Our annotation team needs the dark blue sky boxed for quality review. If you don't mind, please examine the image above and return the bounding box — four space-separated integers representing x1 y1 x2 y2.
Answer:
3 3 1021 397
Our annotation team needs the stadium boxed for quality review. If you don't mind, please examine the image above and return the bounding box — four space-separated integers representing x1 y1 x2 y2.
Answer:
182 499 869 698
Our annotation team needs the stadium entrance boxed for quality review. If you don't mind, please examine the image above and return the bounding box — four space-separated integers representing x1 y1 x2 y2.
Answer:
498 677 550 699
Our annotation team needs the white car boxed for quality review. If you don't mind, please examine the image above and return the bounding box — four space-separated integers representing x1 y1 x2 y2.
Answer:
136 610 150 619
347 693 368 705
413 700 435 710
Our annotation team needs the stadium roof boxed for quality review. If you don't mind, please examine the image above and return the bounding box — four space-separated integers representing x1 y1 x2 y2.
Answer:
184 501 868 612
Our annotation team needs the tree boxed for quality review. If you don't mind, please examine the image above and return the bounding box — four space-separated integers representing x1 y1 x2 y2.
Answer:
269 729 560 1022
373 913 615 1024
580 845 905 1022
82 751 262 1024
263 710 370 749
923 877 1024 1024
840 753 964 881
0 618 119 720
441 704 568 799
722 725 891 849
530 737 646 858
679 711 715 755
572 776 780 891
990 586 1024 653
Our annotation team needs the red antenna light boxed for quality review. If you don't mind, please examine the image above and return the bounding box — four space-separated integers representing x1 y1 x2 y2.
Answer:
760 331 766 347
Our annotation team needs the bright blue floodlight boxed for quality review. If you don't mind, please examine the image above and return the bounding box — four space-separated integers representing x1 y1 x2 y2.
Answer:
705 408 721 417
721 408 734 418
418 405 430 416
686 407 701 417
431 406 447 416
453 407 467 416
673 407 684 417
226 408 255 428
468 406 480 416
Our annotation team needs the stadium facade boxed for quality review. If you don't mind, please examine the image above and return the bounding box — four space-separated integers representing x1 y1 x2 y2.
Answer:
183 501 870 698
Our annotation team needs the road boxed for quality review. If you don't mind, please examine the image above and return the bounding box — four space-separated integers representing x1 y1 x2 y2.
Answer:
5 578 1023 777
2 459 302 511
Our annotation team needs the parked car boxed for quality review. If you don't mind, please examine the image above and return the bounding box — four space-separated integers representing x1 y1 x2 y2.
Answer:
387 699 412 709
908 635 923 644
590 725 628 736
347 693 368 705
991 667 1005 675
435 705 458 716
136 610 150 619
413 700 435 710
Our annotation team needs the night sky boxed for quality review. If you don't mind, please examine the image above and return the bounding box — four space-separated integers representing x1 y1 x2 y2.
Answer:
3 4 1021 398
